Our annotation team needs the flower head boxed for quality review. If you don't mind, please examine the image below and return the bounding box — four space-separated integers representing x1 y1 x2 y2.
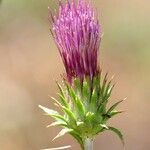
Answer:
39 1 124 149
50 0 101 83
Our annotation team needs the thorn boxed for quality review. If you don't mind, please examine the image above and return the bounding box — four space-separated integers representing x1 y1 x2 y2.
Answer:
54 103 59 107
123 97 127 101
46 125 51 128
101 33 104 38
41 145 71 150
48 95 51 98
120 110 126 113
110 74 115 81
38 105 43 109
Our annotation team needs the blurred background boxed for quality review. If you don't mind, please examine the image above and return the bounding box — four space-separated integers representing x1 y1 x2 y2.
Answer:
0 0 150 149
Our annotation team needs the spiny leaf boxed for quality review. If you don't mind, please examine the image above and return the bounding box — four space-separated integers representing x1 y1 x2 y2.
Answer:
41 145 71 150
56 81 65 98
51 95 77 122
103 80 111 99
68 87 76 103
97 102 106 114
109 110 124 117
100 124 109 129
53 128 73 141
108 126 124 145
107 100 123 114
77 121 84 126
93 76 100 96
74 78 81 93
57 93 69 108
86 111 94 117
85 111 94 123
106 84 115 99
64 80 85 119
75 96 85 119
39 105 58 115
51 96 61 106
103 75 114 99
63 80 76 104
101 73 108 96
90 88 97 112
62 106 76 125
56 82 69 108
82 79 90 101
39 105 68 123
47 121 67 128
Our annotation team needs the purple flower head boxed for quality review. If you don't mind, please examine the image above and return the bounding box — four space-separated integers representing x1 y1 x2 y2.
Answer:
50 0 101 83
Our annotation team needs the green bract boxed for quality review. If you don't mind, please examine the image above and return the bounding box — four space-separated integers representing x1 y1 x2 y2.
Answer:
39 73 124 150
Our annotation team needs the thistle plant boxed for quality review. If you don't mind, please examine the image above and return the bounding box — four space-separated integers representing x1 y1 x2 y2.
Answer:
39 0 124 149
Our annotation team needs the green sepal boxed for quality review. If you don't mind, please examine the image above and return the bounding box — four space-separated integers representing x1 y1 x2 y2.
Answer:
56 81 65 98
100 124 109 129
39 105 58 115
64 80 85 119
105 84 115 100
107 100 123 114
85 111 94 123
100 73 108 101
53 128 73 141
109 110 124 117
61 106 77 126
74 78 81 93
39 105 68 124
56 82 69 108
82 78 90 103
47 121 67 128
108 126 124 145
39 72 124 149
75 96 85 119
43 145 71 150
90 88 97 112
69 131 84 150
97 102 106 114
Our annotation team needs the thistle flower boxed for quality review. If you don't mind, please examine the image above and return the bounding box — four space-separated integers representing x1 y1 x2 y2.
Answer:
50 0 100 83
39 0 124 150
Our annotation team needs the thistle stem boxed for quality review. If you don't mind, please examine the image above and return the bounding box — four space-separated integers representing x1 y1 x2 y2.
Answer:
84 138 93 150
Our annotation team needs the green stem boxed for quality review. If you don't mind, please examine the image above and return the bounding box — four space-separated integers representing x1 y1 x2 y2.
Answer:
84 138 93 150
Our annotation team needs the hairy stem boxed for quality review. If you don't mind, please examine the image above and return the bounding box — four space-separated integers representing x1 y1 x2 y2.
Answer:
84 138 93 150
